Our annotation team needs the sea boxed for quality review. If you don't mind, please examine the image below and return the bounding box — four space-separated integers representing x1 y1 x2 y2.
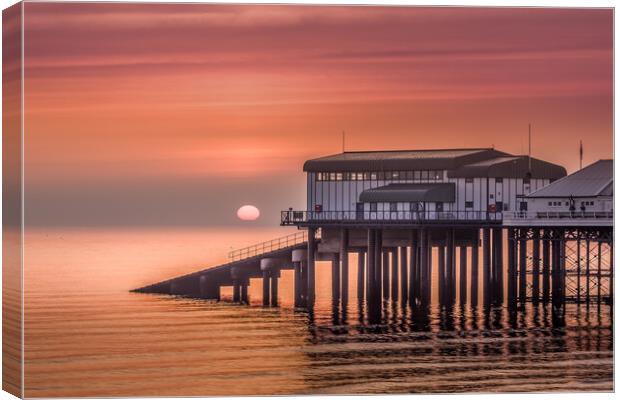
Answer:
23 227 613 397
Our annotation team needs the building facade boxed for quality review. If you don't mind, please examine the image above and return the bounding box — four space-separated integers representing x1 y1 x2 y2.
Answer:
283 148 567 225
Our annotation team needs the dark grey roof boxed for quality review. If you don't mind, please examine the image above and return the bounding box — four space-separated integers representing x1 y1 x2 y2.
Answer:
359 183 455 203
447 156 567 179
303 147 566 179
527 160 613 198
304 148 507 172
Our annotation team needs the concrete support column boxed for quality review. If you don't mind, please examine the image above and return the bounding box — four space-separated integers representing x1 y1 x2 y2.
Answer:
459 246 467 305
399 246 408 304
493 228 504 300
532 230 541 303
357 250 365 300
518 230 527 303
542 231 551 302
391 248 399 301
340 229 349 305
446 229 455 303
307 227 316 305
438 244 445 305
367 229 376 304
270 273 279 307
507 228 517 305
427 239 433 304
233 280 241 302
374 230 383 302
292 249 307 308
332 253 341 304
409 235 417 305
419 228 428 305
241 283 248 304
482 228 491 304
382 250 390 300
471 234 479 307
262 270 270 307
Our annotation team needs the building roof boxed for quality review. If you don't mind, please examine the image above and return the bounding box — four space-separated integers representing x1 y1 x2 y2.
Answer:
359 183 455 203
527 160 613 198
304 147 567 179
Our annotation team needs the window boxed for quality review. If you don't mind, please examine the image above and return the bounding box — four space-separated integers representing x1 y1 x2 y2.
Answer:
465 201 474 208
414 171 421 180
390 203 397 212
410 202 419 212
496 178 503 183
490 194 494 199
465 177 474 183
391 171 400 180
421 171 429 180
335 173 343 181
363 172 371 180
548 201 552 206
432 170 442 180
329 173 336 181
370 172 378 180
436 202 444 212
523 177 531 184
357 173 364 180
406 171 414 180
370 203 378 212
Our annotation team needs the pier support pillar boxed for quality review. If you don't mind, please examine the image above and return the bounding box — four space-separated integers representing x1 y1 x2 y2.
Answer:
332 253 341 304
357 250 365 300
419 228 429 305
438 244 445 305
471 233 479 307
507 228 517 305
270 273 279 307
292 249 308 308
307 227 316 306
374 230 383 302
391 248 399 301
492 228 504 302
459 246 467 305
399 246 408 304
446 229 455 304
482 228 491 305
518 230 527 303
382 250 390 300
409 232 417 305
340 229 349 306
532 230 541 303
262 270 270 306
233 280 241 302
367 229 376 304
542 230 551 303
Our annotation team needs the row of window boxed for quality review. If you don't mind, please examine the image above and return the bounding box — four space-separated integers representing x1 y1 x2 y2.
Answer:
365 201 476 212
548 200 595 207
316 170 444 181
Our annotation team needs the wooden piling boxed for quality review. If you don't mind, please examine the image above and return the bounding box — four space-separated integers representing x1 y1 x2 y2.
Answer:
409 234 417 304
482 228 491 304
382 250 390 300
262 270 270 307
391 248 399 301
270 272 278 307
471 235 479 307
507 228 517 304
542 231 551 302
332 253 341 304
519 231 527 303
233 280 241 302
340 229 349 305
438 244 445 305
294 261 302 307
367 229 376 303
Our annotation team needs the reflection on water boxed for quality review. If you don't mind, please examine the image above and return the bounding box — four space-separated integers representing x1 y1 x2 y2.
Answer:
24 228 613 397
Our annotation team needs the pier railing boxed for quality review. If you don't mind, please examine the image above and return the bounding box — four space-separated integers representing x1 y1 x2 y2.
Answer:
505 211 613 220
281 210 502 225
228 231 308 262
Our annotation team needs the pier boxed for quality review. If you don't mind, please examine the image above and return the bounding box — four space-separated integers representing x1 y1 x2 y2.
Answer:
133 151 613 316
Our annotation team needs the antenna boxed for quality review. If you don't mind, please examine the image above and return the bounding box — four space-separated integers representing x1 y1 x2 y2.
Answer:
528 123 532 172
579 140 583 169
342 130 345 153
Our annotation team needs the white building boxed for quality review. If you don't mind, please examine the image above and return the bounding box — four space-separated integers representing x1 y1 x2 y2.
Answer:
504 159 613 227
282 148 567 225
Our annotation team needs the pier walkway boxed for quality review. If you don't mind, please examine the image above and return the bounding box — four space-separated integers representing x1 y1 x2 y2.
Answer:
132 231 315 304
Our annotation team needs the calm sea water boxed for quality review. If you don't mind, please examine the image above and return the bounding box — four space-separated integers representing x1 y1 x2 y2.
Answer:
24 227 613 397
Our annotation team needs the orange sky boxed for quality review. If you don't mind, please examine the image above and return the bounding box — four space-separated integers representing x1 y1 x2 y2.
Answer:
22 3 613 227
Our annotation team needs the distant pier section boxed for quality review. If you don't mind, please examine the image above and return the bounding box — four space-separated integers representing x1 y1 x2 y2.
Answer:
134 149 613 314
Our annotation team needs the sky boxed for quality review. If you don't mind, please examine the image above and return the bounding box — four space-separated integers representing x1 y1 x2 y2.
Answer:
22 3 613 227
